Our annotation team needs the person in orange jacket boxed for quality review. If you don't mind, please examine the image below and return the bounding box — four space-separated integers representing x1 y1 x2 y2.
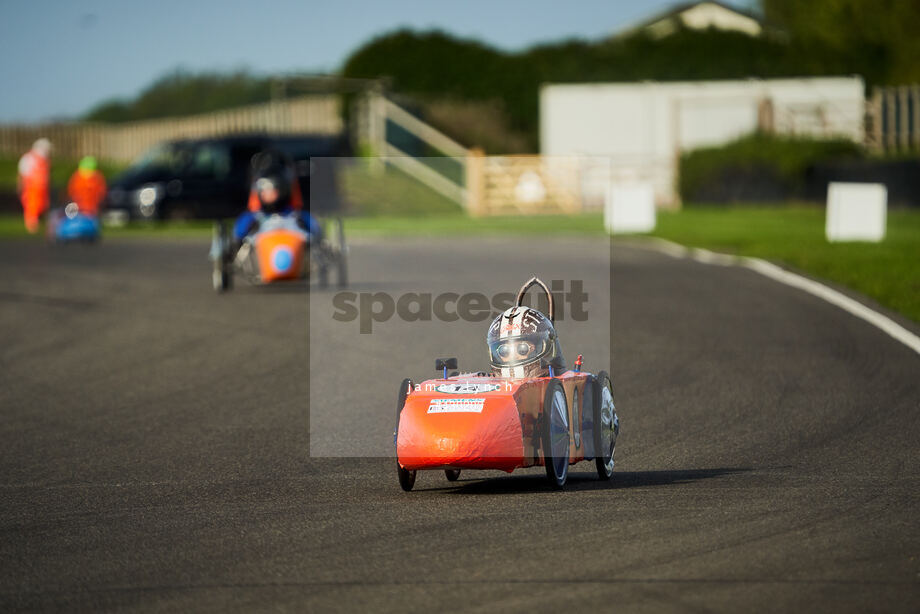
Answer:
17 138 52 233
67 156 107 216
246 149 304 212
233 149 320 241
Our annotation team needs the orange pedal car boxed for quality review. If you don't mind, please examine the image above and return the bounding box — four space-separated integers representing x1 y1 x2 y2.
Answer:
209 213 347 291
394 278 619 491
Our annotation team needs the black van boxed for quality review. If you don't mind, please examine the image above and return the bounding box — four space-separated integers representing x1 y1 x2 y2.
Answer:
103 133 348 221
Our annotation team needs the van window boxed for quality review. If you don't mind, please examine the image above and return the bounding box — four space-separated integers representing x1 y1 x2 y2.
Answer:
132 143 190 174
187 144 231 179
230 143 266 176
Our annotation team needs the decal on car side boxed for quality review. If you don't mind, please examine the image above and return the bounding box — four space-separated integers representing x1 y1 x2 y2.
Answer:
435 383 501 394
427 398 486 414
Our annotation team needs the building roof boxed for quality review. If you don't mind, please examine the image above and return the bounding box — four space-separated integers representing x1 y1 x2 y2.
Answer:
616 1 767 39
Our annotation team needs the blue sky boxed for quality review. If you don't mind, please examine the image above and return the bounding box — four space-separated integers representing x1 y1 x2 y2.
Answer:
0 0 753 122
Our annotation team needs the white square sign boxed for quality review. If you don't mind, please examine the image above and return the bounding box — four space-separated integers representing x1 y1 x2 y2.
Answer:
605 183 656 234
826 182 887 242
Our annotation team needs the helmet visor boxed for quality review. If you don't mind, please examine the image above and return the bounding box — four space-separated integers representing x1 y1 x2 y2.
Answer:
256 177 280 206
489 333 551 369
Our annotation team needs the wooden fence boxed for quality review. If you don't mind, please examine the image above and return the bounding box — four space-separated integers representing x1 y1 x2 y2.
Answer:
866 85 920 153
0 95 342 162
466 150 583 217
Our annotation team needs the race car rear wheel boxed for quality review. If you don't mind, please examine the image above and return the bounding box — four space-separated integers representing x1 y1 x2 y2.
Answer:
335 217 348 288
542 379 570 489
445 469 461 481
395 378 417 492
594 371 618 480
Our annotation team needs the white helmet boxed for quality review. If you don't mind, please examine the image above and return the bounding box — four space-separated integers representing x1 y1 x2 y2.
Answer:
486 278 565 379
32 138 52 157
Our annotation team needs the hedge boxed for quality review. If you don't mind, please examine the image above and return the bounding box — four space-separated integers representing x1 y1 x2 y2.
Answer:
678 133 863 203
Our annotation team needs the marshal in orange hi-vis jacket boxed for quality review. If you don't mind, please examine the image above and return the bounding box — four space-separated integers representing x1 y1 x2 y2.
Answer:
67 157 107 216
17 138 52 233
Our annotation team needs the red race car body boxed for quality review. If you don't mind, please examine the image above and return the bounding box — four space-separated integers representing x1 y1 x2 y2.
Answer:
397 372 595 473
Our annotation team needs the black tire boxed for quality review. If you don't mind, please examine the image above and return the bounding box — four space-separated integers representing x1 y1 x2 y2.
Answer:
396 378 417 492
335 218 348 288
318 262 329 289
542 379 570 489
212 257 231 292
211 221 232 292
594 371 618 480
212 267 226 293
445 469 461 481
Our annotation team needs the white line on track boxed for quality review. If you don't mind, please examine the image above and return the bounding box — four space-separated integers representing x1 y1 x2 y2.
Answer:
641 238 920 356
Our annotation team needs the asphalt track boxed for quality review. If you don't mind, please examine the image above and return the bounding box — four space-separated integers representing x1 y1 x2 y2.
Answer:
0 235 918 612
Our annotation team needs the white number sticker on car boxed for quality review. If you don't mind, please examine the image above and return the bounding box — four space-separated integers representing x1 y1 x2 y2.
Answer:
435 383 500 394
427 398 486 413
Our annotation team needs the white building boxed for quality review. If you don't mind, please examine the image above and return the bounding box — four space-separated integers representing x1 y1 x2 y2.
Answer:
616 1 767 39
540 77 866 207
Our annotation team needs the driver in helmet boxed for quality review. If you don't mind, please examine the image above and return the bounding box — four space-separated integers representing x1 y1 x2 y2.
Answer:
487 304 565 378
232 149 321 242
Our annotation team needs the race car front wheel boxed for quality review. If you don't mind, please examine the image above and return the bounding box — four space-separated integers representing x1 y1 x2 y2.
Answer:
542 379 570 489
211 221 232 292
594 371 618 480
395 378 417 492
445 469 461 481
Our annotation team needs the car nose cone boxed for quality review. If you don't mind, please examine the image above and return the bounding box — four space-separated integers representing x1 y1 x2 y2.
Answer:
272 246 294 273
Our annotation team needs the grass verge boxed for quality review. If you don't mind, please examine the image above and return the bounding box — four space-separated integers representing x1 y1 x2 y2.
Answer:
650 205 920 323
0 212 604 240
343 213 604 236
0 215 213 239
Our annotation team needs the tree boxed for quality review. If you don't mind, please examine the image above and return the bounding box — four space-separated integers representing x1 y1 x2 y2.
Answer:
762 0 920 85
84 69 273 122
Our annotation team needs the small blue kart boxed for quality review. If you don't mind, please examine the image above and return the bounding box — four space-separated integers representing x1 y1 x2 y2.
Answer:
47 203 101 244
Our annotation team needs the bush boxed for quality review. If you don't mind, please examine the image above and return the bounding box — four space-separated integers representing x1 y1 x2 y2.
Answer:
679 133 863 203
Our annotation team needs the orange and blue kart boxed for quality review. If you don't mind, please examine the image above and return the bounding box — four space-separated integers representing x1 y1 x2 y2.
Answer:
395 356 619 491
209 213 347 291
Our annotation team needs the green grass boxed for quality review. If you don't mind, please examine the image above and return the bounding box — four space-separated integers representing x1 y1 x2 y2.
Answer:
0 213 604 240
343 212 604 236
651 205 920 322
338 159 604 235
340 161 463 217
0 215 213 239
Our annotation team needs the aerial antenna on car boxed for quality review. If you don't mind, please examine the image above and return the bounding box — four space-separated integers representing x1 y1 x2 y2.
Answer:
515 277 555 323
